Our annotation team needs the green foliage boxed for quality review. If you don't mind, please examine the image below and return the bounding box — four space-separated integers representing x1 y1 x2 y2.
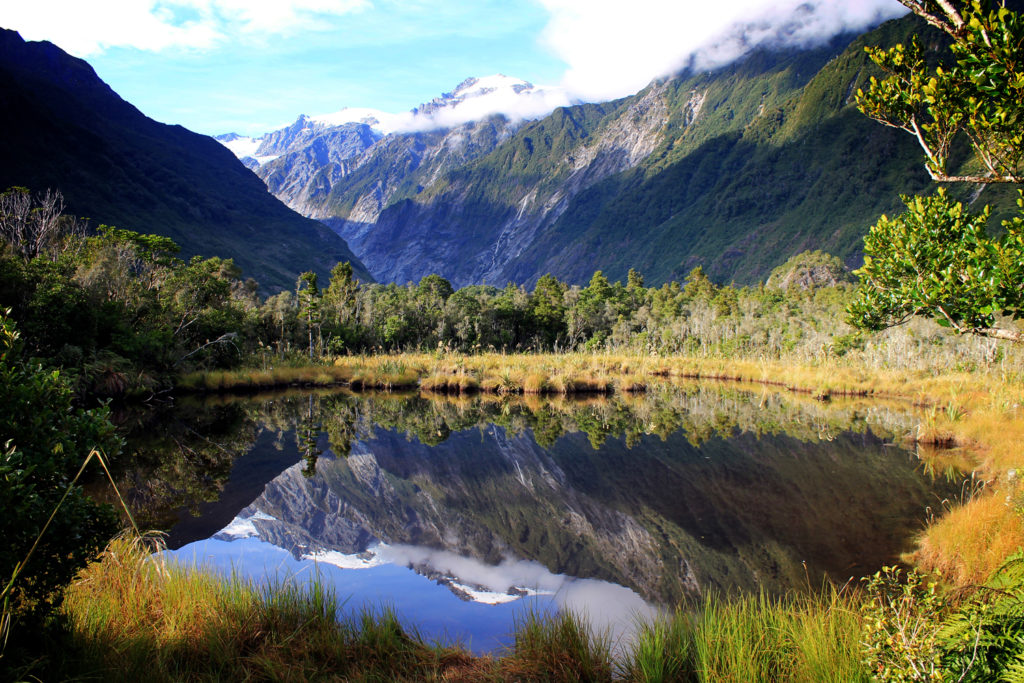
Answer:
296 271 321 360
0 190 262 393
861 553 1024 682
848 189 1024 341
857 1 1024 183
939 553 1024 682
530 273 568 346
852 1 1024 343
0 311 119 618
861 566 946 681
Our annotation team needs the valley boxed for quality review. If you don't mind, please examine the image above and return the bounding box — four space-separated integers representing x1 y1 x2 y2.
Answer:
2 1 1024 680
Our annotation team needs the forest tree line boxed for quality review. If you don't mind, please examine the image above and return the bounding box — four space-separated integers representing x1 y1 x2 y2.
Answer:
0 186 1012 401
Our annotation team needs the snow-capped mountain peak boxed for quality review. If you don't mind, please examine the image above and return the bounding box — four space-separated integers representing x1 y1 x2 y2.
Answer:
452 74 532 98
215 74 572 165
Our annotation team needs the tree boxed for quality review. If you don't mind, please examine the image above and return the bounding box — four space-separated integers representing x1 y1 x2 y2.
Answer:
856 1 1023 183
682 266 717 300
296 272 321 360
529 274 568 347
0 187 85 260
323 261 359 325
848 190 1024 340
849 0 1024 340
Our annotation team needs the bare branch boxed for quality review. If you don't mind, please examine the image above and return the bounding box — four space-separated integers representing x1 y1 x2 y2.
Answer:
174 333 239 366
926 172 1022 183
896 0 966 36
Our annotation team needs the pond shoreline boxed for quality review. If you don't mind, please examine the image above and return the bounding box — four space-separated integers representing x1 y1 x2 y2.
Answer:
175 352 1024 581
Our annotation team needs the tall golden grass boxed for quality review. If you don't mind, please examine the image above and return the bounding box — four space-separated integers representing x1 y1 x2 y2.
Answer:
62 534 474 681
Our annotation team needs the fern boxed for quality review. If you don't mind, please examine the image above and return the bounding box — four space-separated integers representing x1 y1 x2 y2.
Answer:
939 553 1024 682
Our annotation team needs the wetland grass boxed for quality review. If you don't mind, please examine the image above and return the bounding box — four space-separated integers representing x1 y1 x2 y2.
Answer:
60 535 870 682
62 534 473 682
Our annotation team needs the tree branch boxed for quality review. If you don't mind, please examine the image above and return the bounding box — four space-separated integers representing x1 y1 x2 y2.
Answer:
897 0 966 36
174 333 239 366
927 172 1022 184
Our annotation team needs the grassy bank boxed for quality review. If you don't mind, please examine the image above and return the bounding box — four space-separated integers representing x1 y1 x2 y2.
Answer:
55 534 866 682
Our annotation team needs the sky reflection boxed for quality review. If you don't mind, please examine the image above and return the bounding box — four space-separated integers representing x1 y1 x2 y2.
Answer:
166 532 657 654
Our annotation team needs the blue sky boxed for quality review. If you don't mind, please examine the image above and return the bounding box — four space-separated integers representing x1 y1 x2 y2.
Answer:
0 0 908 137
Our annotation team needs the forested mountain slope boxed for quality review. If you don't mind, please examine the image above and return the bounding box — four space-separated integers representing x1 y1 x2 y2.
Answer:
242 13 1007 287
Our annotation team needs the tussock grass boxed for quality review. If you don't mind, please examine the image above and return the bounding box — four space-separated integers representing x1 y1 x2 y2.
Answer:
420 371 480 394
178 365 354 392
62 534 472 681
623 590 866 683
523 371 548 394
502 609 613 682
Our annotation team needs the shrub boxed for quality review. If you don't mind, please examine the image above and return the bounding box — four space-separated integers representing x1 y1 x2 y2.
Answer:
0 311 119 621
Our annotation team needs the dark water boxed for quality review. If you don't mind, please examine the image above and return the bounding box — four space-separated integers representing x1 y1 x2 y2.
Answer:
116 386 959 653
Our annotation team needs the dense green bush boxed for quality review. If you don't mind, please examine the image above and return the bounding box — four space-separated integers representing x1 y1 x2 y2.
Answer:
0 311 119 617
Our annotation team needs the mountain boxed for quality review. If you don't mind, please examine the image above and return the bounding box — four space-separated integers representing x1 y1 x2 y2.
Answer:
219 75 567 231
0 29 372 292
223 14 1006 288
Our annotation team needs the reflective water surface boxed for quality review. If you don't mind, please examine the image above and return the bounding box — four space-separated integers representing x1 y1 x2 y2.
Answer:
116 385 960 653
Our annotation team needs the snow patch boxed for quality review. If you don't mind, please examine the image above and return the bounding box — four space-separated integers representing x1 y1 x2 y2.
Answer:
302 544 388 570
218 134 263 158
213 510 277 540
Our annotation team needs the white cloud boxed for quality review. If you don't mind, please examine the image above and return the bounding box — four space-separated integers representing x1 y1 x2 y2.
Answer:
377 542 660 646
0 0 369 56
308 75 574 135
396 83 573 133
192 0 371 35
539 0 909 102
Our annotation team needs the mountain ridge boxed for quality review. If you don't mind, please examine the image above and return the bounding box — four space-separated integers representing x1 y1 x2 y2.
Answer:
219 14 1009 289
0 28 372 291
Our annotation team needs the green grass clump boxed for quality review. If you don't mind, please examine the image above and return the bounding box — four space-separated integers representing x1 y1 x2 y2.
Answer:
505 609 613 682
623 614 696 682
623 590 867 682
693 593 792 680
62 534 472 681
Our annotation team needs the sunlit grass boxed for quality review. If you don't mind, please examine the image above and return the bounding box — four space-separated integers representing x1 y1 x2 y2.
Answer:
62 534 473 681
623 590 867 682
60 534 873 681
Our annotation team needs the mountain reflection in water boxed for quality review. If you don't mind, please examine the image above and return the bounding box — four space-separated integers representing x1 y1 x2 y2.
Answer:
124 386 959 652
